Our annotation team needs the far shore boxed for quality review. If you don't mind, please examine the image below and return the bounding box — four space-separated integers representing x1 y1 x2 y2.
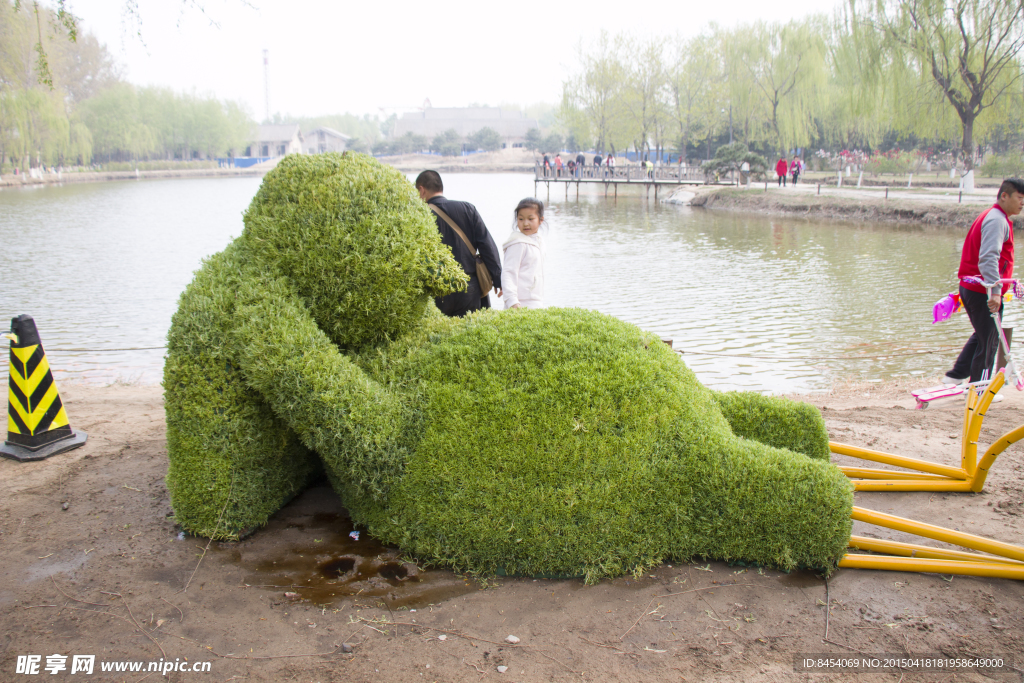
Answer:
674 183 1006 228
3 155 1010 232
0 165 266 188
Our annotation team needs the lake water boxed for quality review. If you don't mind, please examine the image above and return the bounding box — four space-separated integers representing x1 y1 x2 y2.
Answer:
0 173 981 393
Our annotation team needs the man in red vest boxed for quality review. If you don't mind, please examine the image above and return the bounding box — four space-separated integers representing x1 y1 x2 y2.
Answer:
947 179 1024 383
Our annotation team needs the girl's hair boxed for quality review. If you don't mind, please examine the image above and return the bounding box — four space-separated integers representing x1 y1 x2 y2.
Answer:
514 197 544 222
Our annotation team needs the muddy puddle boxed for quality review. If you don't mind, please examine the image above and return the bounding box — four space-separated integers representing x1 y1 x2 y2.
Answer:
211 483 478 608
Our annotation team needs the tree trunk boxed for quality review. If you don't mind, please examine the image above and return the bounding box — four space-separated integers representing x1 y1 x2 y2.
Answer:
961 115 976 171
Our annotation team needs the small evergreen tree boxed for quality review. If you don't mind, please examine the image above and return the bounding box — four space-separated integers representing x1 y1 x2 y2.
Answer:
701 142 767 179
430 129 462 156
524 128 543 151
467 127 502 151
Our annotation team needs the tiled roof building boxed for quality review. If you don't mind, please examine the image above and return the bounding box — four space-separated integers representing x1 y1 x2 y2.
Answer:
394 107 539 148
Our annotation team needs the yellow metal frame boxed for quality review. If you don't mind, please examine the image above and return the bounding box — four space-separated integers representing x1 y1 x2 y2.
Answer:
840 506 1024 580
825 373 1024 579
830 373 1024 492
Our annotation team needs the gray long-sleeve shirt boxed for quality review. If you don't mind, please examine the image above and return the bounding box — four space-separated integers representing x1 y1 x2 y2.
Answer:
977 207 1012 291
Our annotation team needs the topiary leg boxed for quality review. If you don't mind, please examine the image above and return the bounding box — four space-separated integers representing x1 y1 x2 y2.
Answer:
664 436 853 573
164 245 320 539
232 275 415 504
710 390 831 460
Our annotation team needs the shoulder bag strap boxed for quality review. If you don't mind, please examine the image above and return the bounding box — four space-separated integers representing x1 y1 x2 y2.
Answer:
429 204 477 255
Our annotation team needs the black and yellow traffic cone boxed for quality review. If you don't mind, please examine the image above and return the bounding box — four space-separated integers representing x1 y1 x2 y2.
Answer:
1 315 87 462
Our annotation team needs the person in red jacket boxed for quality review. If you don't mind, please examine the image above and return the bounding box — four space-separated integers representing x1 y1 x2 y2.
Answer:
946 178 1024 383
775 157 788 187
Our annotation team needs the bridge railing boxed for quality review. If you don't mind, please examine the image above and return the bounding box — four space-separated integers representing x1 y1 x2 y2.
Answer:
534 162 707 183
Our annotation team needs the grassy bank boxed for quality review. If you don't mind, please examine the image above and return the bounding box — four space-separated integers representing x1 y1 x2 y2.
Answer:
688 187 1000 228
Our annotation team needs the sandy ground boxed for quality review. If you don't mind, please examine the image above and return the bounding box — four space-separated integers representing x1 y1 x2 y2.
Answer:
1 380 1023 682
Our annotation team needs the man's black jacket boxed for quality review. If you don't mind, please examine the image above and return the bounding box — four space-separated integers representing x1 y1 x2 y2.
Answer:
427 195 502 287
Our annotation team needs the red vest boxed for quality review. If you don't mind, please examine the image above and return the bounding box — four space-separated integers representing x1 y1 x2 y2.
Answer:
958 204 1014 294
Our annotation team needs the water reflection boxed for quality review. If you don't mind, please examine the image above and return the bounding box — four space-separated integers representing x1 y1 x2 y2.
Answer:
540 190 972 391
1 177 262 385
1 174 976 392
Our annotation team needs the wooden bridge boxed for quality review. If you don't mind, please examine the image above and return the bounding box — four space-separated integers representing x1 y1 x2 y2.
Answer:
533 162 732 200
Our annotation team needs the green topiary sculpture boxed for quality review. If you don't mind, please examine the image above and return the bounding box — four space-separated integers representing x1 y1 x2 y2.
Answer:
164 152 852 582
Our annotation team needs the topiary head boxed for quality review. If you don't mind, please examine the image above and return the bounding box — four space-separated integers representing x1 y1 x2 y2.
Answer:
242 153 467 348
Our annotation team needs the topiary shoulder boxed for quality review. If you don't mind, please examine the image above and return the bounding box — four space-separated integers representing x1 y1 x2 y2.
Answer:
164 153 851 581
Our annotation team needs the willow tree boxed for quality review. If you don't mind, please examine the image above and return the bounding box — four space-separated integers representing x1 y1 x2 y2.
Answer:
819 9 888 150
853 0 1024 169
725 18 829 154
666 32 723 163
561 32 628 153
1 1 117 169
618 35 668 160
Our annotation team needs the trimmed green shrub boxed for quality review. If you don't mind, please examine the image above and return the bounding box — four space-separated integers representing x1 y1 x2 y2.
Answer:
711 390 831 460
165 152 853 580
336 308 852 582
164 242 322 538
165 153 465 535
243 153 467 349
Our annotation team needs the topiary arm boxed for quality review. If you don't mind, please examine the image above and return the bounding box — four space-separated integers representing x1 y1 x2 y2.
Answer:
164 244 322 539
232 274 412 501
710 390 831 460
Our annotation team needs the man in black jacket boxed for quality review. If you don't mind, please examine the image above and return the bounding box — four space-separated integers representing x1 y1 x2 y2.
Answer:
415 170 502 317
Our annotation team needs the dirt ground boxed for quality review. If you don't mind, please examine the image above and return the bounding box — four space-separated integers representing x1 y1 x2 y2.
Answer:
1 380 1022 682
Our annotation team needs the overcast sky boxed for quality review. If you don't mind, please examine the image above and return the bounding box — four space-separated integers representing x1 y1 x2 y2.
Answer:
68 0 833 120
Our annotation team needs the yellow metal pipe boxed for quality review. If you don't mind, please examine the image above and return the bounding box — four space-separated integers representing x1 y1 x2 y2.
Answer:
839 554 1024 580
848 535 1024 565
960 389 978 476
852 506 1024 562
838 466 954 481
971 422 1024 492
851 480 973 492
963 375 1002 477
830 442 966 479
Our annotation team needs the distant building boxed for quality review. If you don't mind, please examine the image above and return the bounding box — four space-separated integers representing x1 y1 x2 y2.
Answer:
305 127 350 154
394 106 539 149
249 124 304 157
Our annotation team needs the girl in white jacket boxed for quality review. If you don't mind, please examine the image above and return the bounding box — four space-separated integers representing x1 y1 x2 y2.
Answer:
501 198 546 309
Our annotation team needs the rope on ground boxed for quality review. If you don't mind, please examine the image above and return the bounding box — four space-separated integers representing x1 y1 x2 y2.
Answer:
47 346 167 352
41 345 959 361
675 347 961 362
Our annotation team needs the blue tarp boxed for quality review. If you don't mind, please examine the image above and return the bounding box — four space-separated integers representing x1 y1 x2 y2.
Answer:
218 157 272 168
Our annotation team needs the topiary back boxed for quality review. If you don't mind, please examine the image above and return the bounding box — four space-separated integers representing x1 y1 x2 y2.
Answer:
242 153 466 349
339 308 853 582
